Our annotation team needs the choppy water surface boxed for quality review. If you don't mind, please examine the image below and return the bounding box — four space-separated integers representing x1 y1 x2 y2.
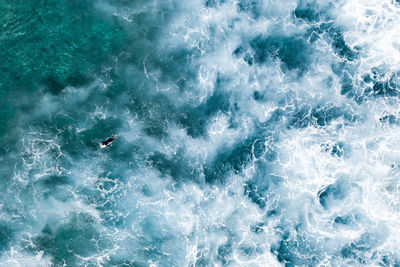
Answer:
1 0 400 266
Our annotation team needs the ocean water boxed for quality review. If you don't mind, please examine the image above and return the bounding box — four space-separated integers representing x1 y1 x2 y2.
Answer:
1 0 400 266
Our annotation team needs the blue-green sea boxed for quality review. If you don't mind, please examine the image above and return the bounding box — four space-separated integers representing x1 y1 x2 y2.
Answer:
2 0 400 266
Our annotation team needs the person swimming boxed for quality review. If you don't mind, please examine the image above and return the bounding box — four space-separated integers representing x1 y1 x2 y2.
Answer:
100 135 118 148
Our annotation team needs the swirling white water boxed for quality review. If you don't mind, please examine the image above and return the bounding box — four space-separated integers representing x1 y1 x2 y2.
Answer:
1 0 400 266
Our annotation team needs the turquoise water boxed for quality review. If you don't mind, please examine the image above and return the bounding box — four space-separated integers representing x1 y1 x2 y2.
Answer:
2 0 400 266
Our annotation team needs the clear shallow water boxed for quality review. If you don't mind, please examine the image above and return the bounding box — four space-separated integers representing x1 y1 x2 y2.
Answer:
1 0 400 266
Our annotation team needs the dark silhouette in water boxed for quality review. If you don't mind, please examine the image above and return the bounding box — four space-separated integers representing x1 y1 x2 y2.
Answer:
100 135 118 148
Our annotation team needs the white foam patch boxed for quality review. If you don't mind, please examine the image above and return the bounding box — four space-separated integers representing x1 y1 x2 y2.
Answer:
337 0 400 84
0 249 52 267
110 169 282 266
